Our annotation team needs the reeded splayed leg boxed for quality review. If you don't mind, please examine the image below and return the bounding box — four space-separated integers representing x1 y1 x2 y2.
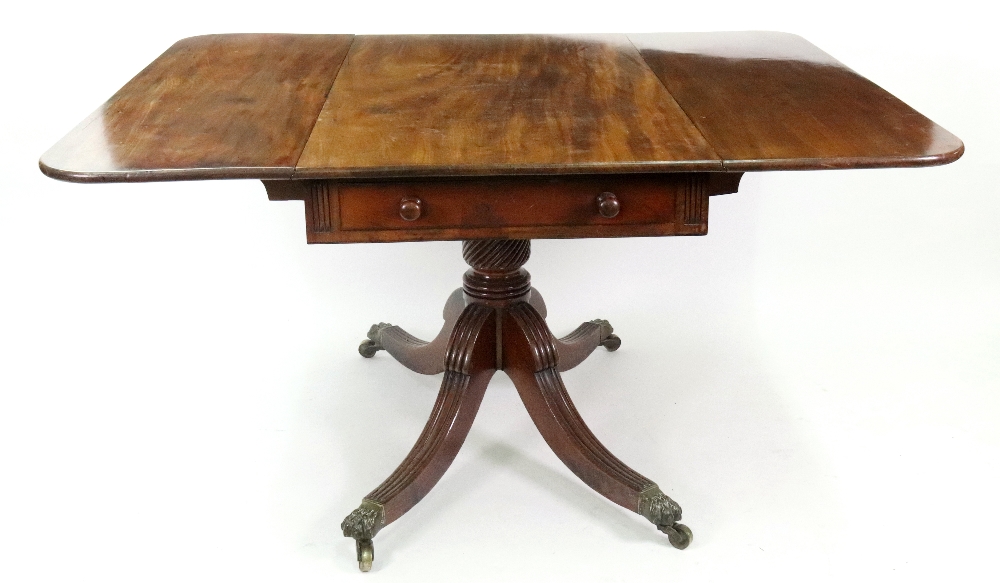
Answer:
502 301 691 548
358 288 466 374
344 238 687 571
360 285 546 374
554 318 621 372
342 302 498 570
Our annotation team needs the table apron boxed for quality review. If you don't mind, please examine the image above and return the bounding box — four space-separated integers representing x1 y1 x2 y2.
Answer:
263 173 742 243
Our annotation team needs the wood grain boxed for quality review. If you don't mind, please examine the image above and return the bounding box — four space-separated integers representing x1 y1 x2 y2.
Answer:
364 302 497 524
365 289 468 375
40 34 354 182
40 32 963 182
503 301 654 512
629 32 964 170
337 176 685 230
295 34 722 178
292 173 742 243
348 239 669 530
554 319 618 372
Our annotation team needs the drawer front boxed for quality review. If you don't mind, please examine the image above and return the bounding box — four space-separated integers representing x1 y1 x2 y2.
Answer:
281 173 743 243
338 177 682 231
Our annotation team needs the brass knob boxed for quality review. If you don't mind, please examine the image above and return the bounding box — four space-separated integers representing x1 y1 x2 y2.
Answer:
399 197 423 221
597 192 620 218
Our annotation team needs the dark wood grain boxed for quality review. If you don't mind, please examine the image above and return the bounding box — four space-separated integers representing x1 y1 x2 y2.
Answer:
503 302 653 511
41 32 963 182
342 249 690 570
554 319 619 372
343 239 689 569
339 176 681 230
629 31 964 170
295 34 721 178
362 302 497 525
363 289 467 375
40 34 354 182
289 173 742 243
360 286 551 374
37 32 965 570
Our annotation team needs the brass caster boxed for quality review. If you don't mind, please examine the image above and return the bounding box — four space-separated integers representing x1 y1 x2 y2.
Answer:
591 319 621 352
359 339 380 358
600 334 621 351
359 323 392 358
658 522 693 550
356 538 374 572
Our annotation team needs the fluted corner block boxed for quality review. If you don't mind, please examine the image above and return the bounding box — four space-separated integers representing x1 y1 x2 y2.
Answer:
341 499 386 540
638 484 682 527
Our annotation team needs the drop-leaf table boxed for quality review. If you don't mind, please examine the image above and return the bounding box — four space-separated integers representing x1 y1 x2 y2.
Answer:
40 32 963 571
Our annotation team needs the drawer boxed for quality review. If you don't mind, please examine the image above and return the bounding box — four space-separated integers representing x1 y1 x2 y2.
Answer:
263 173 743 243
338 177 681 231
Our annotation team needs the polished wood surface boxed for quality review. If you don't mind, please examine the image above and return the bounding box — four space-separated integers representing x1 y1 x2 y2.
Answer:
40 34 354 182
295 34 719 178
339 175 694 230
362 289 468 375
631 32 964 169
364 302 497 525
41 32 962 183
362 286 608 375
268 173 742 243
503 302 653 511
342 240 689 570
35 32 966 571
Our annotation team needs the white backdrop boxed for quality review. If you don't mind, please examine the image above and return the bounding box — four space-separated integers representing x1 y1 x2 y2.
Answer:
2 2 997 582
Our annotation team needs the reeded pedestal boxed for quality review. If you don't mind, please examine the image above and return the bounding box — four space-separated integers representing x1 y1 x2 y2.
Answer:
341 239 689 571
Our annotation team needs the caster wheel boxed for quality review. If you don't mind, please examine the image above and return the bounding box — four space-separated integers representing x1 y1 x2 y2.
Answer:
659 522 693 550
601 334 621 352
356 538 374 572
359 339 380 358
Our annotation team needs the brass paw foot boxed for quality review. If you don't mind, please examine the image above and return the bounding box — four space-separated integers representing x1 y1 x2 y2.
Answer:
590 319 621 351
341 500 385 572
638 484 691 549
359 323 394 358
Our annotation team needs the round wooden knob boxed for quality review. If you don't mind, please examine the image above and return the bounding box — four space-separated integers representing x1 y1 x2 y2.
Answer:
597 192 620 218
399 197 423 221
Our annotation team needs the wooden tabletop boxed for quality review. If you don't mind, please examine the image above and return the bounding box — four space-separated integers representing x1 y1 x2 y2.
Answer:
39 32 963 183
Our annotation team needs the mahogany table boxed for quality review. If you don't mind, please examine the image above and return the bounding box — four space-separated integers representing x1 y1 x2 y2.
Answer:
39 32 963 571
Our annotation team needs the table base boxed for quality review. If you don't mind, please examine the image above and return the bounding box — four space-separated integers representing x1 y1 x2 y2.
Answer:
340 239 690 571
